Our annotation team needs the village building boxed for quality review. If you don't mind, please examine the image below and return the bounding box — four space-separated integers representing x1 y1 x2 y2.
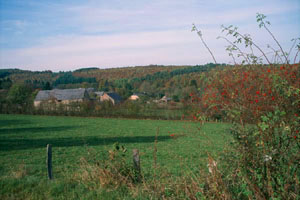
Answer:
34 88 89 107
129 94 140 101
159 95 172 103
98 92 122 105
129 93 145 101
95 91 104 98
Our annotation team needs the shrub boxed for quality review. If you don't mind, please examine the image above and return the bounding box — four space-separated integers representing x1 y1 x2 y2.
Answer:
74 143 140 192
192 13 300 199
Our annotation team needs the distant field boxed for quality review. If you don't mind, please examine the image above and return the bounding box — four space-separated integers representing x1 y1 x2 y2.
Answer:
0 114 232 199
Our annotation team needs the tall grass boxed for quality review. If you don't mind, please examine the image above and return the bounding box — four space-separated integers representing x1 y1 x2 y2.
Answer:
0 114 232 199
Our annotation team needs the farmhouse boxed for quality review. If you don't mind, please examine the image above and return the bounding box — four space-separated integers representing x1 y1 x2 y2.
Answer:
34 88 89 107
95 91 104 98
128 93 145 101
159 95 172 103
99 92 122 105
129 94 140 101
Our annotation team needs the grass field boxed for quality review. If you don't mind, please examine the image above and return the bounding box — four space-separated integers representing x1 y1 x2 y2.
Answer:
0 114 233 199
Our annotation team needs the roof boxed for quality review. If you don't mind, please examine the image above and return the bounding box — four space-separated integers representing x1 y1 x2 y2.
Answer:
35 90 52 101
86 88 95 93
132 93 146 96
35 88 88 101
106 92 122 103
95 91 104 97
160 96 172 101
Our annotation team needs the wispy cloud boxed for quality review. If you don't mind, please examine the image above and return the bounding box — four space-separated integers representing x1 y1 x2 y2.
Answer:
0 29 222 71
0 0 299 71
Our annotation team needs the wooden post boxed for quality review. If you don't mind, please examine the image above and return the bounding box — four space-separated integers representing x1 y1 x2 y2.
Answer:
132 149 141 181
47 144 53 180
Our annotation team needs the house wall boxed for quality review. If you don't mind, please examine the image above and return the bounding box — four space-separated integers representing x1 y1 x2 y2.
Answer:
129 95 139 100
61 99 83 104
34 101 41 107
100 93 115 105
34 99 85 108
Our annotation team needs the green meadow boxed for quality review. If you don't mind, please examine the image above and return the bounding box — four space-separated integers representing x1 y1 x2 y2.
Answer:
0 114 232 199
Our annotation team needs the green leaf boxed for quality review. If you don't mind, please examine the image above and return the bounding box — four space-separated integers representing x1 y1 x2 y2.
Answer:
261 116 269 122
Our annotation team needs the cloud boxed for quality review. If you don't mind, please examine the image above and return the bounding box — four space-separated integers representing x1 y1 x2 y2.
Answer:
0 28 231 71
64 0 298 33
0 0 299 71
0 19 29 32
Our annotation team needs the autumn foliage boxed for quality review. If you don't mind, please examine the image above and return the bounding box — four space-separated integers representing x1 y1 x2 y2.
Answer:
191 12 300 198
193 64 300 124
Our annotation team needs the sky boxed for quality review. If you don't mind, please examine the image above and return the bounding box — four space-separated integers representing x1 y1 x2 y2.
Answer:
0 0 299 72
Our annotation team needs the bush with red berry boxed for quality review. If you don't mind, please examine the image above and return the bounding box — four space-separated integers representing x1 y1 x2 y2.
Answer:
192 13 299 199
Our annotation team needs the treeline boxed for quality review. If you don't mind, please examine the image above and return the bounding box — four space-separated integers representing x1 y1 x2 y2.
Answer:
1 63 223 99
53 72 97 86
139 63 221 82
0 82 193 120
0 63 225 118
73 67 99 72
97 63 222 99
33 100 193 120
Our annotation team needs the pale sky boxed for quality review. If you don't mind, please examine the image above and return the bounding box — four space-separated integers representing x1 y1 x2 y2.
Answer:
0 0 299 71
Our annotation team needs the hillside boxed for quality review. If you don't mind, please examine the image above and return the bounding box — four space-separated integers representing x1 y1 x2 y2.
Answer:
0 63 222 99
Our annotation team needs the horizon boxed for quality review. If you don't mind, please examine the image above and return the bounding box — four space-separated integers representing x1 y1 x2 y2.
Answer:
1 0 299 72
0 63 210 73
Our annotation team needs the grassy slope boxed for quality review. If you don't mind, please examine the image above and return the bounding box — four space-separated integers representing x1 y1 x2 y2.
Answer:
0 114 232 199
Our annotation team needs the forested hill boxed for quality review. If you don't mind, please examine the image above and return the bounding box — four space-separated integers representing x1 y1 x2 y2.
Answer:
0 63 225 100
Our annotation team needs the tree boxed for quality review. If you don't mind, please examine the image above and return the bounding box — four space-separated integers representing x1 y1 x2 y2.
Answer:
0 78 12 89
43 81 52 90
190 79 197 88
172 95 180 102
7 83 33 110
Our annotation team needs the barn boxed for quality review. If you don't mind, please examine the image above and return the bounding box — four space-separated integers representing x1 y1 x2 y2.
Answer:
34 88 89 107
99 92 122 105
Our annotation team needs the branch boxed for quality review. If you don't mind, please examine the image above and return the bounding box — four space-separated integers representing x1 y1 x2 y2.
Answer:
222 25 272 66
218 36 251 64
287 38 298 61
294 49 300 64
267 45 284 64
263 24 289 64
192 24 218 64
256 13 289 64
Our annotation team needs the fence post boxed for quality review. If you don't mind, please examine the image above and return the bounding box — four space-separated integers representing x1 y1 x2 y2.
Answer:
47 144 53 180
132 149 141 181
